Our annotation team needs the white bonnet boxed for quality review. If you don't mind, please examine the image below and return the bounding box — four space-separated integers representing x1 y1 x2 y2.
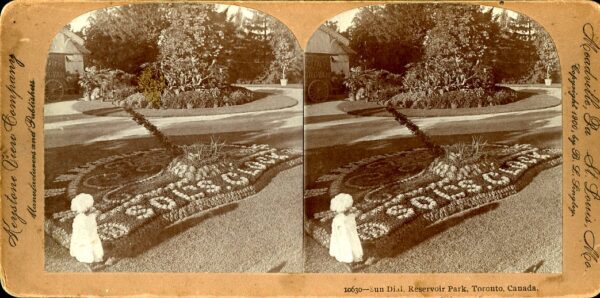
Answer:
71 193 94 213
330 193 353 213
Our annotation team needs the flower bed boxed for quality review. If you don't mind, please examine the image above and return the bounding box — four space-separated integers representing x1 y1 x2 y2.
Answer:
304 144 561 258
114 86 256 109
388 86 518 109
45 144 302 270
343 68 519 109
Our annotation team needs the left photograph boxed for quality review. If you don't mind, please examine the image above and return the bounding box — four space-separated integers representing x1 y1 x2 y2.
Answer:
43 3 304 272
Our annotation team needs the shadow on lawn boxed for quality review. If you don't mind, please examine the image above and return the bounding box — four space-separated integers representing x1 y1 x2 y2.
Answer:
122 203 240 258
82 106 124 116
373 203 500 260
343 202 503 272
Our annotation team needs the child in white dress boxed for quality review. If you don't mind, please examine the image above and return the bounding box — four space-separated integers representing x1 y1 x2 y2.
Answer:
329 193 363 263
69 193 104 263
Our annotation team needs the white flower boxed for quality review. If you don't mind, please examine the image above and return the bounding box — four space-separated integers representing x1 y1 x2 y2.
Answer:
97 222 129 241
499 161 528 176
386 205 415 219
125 205 155 219
45 188 66 199
458 179 482 193
410 196 437 210
183 185 197 192
256 156 276 165
197 180 221 194
357 222 389 241
221 172 249 186
433 183 466 201
245 161 266 170
364 188 392 203
483 171 511 186
149 196 177 210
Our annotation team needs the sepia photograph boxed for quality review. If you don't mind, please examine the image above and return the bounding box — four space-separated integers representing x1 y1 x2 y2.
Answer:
43 3 304 272
303 3 563 273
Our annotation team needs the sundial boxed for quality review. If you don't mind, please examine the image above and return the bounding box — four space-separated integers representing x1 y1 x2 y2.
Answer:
304 143 561 255
45 144 302 269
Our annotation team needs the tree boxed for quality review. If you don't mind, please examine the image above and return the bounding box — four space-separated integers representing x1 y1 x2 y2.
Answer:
348 4 433 74
229 11 274 83
402 5 498 93
261 17 303 83
157 4 237 93
530 21 560 82
492 12 559 83
84 4 169 73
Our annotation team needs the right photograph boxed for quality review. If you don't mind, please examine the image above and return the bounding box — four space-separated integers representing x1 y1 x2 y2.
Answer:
303 3 562 273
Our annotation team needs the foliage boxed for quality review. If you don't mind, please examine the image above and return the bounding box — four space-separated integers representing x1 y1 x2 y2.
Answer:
346 5 560 85
348 4 433 74
160 86 255 109
84 4 169 73
323 20 340 32
78 67 136 101
343 68 404 103
493 12 560 84
82 4 301 86
389 87 517 109
117 93 148 108
261 17 303 83
138 66 166 108
402 5 498 93
228 10 274 83
530 21 560 81
157 4 235 94
181 137 227 166
443 136 489 166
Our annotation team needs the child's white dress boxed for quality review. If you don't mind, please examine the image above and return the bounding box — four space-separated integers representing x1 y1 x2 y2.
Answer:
329 213 363 263
70 213 104 263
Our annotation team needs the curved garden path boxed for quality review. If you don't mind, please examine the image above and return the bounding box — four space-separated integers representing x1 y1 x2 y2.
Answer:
44 87 302 149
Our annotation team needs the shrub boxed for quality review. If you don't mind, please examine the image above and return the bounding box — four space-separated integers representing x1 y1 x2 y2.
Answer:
389 87 518 109
343 67 404 103
181 137 226 166
120 93 148 109
402 61 495 95
79 67 136 101
158 86 254 109
492 86 518 105
161 92 189 109
226 87 254 105
442 136 489 166
138 66 166 108
113 86 138 102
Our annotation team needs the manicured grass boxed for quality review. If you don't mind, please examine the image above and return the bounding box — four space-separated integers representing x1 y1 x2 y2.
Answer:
338 88 561 118
72 91 297 118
